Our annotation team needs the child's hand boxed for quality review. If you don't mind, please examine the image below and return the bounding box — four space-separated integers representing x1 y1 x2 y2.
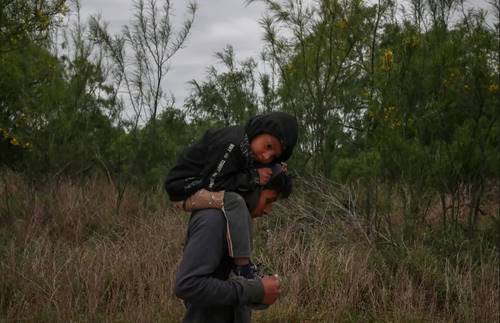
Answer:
257 167 273 185
280 162 288 173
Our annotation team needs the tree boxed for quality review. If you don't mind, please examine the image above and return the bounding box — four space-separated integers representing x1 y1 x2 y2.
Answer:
90 0 197 131
252 0 376 172
87 0 197 198
0 0 68 167
185 45 259 128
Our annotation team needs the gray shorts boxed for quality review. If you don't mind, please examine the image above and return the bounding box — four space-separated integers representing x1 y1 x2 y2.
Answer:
222 192 253 258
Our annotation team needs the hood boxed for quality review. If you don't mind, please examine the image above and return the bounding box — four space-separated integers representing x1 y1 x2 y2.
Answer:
244 112 298 162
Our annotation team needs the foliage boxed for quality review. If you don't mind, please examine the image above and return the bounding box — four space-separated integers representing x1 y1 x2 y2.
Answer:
0 0 121 176
87 0 196 196
185 45 259 127
1 0 498 236
0 0 68 47
89 0 197 130
0 0 68 166
248 0 499 233
255 0 377 172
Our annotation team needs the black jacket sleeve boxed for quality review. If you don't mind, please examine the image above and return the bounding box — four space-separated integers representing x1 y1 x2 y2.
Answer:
165 131 211 201
203 141 259 193
175 209 264 307
165 127 259 201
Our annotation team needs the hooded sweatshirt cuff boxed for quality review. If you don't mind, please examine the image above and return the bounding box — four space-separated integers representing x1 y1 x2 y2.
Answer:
249 169 260 187
230 275 264 305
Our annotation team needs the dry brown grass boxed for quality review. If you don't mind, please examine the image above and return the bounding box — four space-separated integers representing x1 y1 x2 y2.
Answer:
0 171 498 322
0 172 186 322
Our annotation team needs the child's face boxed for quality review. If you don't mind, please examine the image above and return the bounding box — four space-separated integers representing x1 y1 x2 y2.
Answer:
250 134 283 164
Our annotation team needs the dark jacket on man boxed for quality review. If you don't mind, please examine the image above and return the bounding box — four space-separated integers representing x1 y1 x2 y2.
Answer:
175 209 264 323
165 112 298 201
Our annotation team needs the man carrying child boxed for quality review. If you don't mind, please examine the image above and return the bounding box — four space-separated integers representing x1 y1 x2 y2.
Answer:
174 168 292 322
165 112 298 322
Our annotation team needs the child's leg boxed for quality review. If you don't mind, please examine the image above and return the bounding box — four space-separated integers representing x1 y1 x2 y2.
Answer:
222 192 253 269
234 258 250 266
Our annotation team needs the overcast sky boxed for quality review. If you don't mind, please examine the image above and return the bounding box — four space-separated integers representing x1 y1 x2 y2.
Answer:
79 0 268 107
78 0 495 108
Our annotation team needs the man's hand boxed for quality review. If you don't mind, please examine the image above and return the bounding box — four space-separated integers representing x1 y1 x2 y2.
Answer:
257 167 273 185
261 274 281 305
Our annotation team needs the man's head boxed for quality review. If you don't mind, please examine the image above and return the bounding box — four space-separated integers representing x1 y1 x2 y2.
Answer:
245 112 298 164
250 189 278 218
249 167 292 218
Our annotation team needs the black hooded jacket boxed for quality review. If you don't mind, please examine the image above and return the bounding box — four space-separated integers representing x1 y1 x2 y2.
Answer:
165 112 298 202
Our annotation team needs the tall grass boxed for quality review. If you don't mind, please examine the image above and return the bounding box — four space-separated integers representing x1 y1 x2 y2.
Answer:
0 172 185 322
0 171 498 322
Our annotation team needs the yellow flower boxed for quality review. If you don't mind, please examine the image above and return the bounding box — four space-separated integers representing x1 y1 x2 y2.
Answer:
10 137 19 146
60 3 70 15
385 50 393 61
488 84 499 93
337 19 348 29
382 49 393 71
405 37 419 49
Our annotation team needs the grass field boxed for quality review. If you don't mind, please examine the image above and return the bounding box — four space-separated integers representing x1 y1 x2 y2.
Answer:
1 171 498 322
